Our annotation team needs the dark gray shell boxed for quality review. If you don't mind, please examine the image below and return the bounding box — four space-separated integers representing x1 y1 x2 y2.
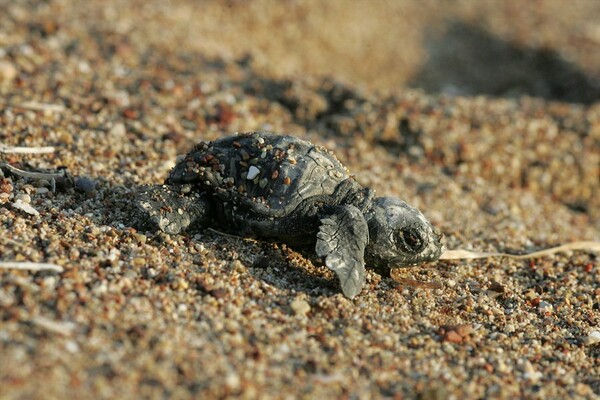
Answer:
167 132 350 217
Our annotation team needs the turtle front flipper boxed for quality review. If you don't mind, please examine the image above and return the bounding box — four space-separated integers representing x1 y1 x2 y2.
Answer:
135 185 212 234
315 205 369 299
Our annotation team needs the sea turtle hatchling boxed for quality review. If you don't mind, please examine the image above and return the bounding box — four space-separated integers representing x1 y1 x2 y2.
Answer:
136 132 443 298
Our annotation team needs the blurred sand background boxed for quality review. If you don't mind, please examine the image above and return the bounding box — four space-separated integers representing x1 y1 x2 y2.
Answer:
198 1 599 98
59 0 600 100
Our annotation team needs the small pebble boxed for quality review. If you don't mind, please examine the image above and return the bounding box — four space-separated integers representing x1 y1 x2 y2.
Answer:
538 301 553 313
0 179 12 193
522 360 543 382
583 330 600 346
290 299 311 316
64 340 79 353
208 288 227 299
246 165 260 180
224 372 241 391
74 177 97 193
438 324 472 343
488 280 505 297
132 233 147 244
12 199 39 216
171 278 189 291
177 304 188 314
0 60 18 82
14 193 31 203
443 330 463 343
132 257 146 267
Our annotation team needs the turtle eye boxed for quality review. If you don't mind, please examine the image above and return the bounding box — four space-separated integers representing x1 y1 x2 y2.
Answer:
396 227 426 253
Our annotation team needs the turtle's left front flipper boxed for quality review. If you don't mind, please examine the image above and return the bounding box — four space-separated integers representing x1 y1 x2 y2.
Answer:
135 185 212 234
316 205 369 299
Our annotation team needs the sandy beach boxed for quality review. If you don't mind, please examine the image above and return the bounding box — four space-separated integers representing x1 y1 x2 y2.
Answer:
1 1 599 398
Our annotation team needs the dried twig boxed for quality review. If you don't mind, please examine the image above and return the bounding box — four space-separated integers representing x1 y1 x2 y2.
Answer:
0 163 64 180
0 261 63 272
0 100 65 113
0 163 68 192
391 241 600 290
0 236 26 248
207 227 259 242
440 241 600 260
30 315 76 336
0 144 56 154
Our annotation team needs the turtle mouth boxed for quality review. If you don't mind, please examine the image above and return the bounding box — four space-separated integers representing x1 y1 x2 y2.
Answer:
388 256 422 268
389 245 443 268
389 262 419 269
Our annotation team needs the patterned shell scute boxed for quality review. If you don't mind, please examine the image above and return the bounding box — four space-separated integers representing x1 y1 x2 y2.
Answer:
167 132 350 216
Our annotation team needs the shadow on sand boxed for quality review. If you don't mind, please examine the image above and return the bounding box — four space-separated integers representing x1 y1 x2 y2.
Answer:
408 21 600 104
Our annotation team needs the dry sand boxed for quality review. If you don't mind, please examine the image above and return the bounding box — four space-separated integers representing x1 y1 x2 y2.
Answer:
1 1 599 399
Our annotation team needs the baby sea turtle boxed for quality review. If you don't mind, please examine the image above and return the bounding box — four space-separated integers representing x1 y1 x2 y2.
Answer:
136 132 442 298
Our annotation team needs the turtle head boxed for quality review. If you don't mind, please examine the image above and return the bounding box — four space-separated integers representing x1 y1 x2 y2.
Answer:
365 197 443 268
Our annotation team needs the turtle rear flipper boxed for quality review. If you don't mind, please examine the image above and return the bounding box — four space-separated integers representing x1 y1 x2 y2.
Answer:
315 205 369 299
135 185 212 234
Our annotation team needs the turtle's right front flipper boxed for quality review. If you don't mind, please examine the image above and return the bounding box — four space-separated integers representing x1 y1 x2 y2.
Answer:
135 185 212 234
315 205 369 299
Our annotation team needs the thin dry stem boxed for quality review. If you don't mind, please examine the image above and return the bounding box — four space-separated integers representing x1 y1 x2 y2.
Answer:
30 316 77 336
0 144 56 154
0 100 65 113
0 163 64 180
0 261 64 272
0 163 67 191
440 241 600 260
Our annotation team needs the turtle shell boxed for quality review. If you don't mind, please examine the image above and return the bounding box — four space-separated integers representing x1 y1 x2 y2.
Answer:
167 132 350 218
